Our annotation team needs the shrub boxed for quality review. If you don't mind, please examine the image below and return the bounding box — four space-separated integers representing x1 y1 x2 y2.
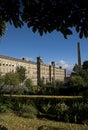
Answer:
40 103 51 113
67 102 88 124
67 103 78 123
0 104 12 113
19 104 38 118
47 102 69 121
78 103 88 124
55 103 69 121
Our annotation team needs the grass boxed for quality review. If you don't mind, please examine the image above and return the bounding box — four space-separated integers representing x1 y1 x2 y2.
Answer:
0 113 88 130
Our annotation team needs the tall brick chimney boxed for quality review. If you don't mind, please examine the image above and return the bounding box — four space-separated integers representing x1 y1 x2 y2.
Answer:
77 42 81 66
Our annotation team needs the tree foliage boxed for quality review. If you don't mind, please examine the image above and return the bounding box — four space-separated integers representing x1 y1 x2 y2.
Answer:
73 64 82 75
0 73 4 85
4 72 19 85
25 78 34 93
83 61 88 71
0 0 88 38
16 66 26 83
0 20 6 37
25 78 33 87
69 76 84 87
73 61 88 83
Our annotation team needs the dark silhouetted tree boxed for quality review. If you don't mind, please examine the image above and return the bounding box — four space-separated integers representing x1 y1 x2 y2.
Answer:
0 0 88 38
83 61 88 71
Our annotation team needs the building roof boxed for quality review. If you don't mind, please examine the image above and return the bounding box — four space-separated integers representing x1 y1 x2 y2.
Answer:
0 55 36 65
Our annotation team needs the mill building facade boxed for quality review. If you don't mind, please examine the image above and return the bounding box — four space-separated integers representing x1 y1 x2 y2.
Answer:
0 55 66 85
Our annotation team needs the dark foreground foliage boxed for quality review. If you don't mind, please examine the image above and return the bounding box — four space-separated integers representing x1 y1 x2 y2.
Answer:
0 0 88 38
0 95 88 125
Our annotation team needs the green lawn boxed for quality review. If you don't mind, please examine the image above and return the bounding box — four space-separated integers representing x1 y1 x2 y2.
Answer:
0 113 88 130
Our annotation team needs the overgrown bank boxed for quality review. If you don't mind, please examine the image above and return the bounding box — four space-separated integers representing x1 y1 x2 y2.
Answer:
0 95 88 125
0 113 88 130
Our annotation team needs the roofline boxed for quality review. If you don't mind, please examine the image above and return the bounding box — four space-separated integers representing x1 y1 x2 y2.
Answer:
0 55 36 65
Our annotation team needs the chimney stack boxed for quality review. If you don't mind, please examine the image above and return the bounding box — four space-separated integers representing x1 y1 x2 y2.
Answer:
77 42 81 66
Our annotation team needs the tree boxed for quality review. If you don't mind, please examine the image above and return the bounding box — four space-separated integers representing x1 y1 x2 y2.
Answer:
25 78 33 87
3 72 26 94
16 66 26 83
80 61 88 86
69 76 84 88
25 78 33 93
83 61 88 71
4 72 19 86
0 72 4 86
0 0 88 38
73 61 88 88
0 20 6 37
73 64 82 75
38 79 45 87
0 73 4 94
64 75 84 95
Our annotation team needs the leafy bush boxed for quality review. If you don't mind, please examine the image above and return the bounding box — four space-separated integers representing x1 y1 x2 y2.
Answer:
0 104 12 113
55 103 69 121
77 103 88 124
1 95 88 124
47 102 69 121
39 103 51 113
19 104 38 118
67 102 88 124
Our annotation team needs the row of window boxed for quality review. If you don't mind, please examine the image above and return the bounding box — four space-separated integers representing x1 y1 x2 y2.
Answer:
0 63 37 71
0 63 15 67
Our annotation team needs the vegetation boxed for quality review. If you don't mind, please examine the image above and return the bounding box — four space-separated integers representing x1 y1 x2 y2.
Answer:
0 113 88 130
16 66 26 84
0 20 6 37
82 61 88 71
63 60 88 96
24 78 36 94
0 66 34 95
67 76 84 87
4 73 19 86
0 90 87 129
0 0 88 38
0 95 88 125
0 61 88 129
0 59 88 96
